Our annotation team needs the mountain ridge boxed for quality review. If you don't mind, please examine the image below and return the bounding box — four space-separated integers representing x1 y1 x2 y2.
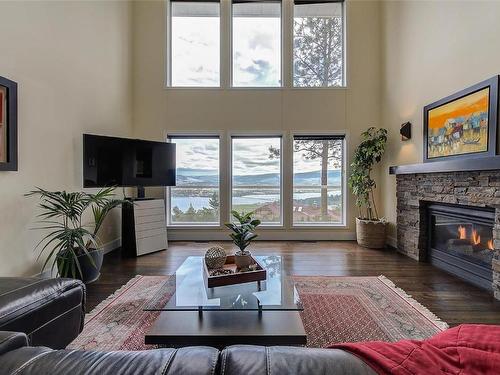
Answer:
177 168 342 186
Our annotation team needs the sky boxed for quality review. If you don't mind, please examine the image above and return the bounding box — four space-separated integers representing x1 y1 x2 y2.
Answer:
173 138 341 177
171 13 280 86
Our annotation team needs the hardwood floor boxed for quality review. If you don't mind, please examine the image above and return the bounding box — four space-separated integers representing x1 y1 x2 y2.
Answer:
85 241 500 327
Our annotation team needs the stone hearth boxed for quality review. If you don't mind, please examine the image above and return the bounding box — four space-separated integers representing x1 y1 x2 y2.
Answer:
396 171 500 299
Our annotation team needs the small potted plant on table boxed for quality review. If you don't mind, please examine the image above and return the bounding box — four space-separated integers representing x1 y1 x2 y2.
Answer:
27 187 125 283
348 127 388 248
225 210 261 269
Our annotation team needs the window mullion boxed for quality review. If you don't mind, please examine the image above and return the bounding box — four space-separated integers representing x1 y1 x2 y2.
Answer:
282 132 293 228
220 132 231 226
220 0 231 88
282 0 293 88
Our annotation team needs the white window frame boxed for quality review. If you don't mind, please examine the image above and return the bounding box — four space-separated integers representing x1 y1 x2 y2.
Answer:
165 131 347 230
164 0 347 89
291 0 347 88
230 0 284 89
290 132 347 228
165 0 223 88
229 133 284 227
166 133 224 228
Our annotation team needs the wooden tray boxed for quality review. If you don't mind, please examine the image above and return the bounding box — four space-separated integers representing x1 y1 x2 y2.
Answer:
203 255 267 288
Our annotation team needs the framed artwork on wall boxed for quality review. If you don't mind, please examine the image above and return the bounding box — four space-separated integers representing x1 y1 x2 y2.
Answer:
423 76 499 163
0 76 18 171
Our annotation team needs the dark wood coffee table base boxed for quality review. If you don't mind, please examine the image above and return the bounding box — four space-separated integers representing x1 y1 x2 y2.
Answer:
145 310 307 348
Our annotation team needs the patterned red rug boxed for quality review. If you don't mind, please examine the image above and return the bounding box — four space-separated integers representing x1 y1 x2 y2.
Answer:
68 275 448 350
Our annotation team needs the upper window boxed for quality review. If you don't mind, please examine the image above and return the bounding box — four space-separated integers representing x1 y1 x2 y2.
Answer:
293 0 344 87
293 135 344 225
168 136 220 225
232 136 282 224
232 0 282 87
170 1 220 87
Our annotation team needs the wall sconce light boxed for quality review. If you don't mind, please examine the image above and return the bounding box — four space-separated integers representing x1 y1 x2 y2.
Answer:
400 122 411 141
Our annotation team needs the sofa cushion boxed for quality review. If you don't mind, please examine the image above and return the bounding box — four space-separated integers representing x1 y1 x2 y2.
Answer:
0 331 28 356
0 346 220 375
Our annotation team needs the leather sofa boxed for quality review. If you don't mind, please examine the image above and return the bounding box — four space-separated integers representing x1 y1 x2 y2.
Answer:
0 277 376 374
0 277 85 349
0 331 376 375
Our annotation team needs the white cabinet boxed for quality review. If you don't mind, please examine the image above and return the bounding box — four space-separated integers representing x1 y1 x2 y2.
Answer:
122 199 168 257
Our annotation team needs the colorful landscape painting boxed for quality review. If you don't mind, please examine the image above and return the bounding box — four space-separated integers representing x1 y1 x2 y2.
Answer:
427 87 490 159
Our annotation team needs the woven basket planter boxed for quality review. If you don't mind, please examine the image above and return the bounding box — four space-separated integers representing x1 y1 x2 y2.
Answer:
355 218 387 249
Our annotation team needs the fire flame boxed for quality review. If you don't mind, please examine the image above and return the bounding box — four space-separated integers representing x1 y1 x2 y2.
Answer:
458 226 466 239
471 230 481 245
457 226 493 249
488 239 494 250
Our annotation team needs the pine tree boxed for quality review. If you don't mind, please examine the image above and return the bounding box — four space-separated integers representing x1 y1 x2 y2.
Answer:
294 17 343 87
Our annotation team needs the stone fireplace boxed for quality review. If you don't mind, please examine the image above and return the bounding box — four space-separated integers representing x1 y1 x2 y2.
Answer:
395 170 500 300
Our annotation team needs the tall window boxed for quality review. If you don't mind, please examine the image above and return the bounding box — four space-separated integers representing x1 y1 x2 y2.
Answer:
293 0 344 87
232 136 282 224
168 136 220 225
232 0 282 87
293 135 344 225
170 1 220 87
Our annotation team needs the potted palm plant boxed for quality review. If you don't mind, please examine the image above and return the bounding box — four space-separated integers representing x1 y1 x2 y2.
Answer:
348 127 388 248
27 187 125 283
225 210 261 269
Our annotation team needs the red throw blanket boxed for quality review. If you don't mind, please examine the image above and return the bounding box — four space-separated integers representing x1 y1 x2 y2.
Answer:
330 324 500 375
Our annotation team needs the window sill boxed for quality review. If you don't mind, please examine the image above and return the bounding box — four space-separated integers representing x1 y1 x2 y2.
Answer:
167 224 348 230
167 225 222 230
163 86 349 91
291 224 348 229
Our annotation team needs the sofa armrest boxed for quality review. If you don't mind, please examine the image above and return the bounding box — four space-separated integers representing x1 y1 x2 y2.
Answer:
220 345 377 375
0 277 85 349
0 331 28 356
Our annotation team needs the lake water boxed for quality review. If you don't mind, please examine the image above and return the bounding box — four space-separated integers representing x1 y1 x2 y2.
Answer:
171 190 341 211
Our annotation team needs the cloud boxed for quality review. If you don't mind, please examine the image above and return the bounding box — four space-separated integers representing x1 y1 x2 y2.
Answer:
241 60 272 85
248 32 275 50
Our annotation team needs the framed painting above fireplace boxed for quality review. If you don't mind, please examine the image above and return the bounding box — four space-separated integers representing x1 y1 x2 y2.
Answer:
423 75 499 163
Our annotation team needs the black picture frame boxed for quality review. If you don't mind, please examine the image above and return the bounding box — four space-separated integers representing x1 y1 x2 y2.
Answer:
0 76 18 171
423 76 498 163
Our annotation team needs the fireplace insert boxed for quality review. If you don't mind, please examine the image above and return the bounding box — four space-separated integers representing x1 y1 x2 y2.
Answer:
427 203 494 290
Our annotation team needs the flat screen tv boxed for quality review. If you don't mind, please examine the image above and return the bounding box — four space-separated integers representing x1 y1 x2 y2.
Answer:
83 134 176 189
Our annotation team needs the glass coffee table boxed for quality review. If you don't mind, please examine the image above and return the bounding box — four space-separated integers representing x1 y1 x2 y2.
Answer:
144 255 307 347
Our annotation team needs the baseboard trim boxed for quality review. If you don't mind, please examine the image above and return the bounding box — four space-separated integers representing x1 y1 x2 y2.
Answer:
102 238 121 255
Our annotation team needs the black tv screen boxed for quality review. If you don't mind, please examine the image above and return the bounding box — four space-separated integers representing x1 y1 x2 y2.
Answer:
83 134 176 188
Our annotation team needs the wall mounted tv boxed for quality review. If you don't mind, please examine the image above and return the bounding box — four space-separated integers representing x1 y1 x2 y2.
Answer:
83 134 176 189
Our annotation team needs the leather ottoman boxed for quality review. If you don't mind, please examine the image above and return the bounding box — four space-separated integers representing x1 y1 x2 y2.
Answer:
0 277 85 349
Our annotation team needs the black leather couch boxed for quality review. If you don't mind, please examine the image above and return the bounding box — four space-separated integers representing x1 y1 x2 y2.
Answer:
0 277 85 349
0 277 376 374
0 331 376 375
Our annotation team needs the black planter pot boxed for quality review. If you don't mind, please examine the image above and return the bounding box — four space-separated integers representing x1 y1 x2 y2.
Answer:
57 248 103 284
77 249 103 283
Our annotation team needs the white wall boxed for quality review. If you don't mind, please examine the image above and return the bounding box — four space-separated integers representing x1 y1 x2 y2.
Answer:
132 0 383 239
380 0 500 245
0 1 133 276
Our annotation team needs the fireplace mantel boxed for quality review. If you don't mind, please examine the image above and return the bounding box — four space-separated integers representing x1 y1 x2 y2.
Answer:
389 155 500 175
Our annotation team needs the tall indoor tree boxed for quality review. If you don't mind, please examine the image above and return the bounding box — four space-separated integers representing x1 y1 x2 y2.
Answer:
348 127 388 248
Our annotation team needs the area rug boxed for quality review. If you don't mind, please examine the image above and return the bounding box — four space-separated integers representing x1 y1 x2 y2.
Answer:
68 275 448 351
